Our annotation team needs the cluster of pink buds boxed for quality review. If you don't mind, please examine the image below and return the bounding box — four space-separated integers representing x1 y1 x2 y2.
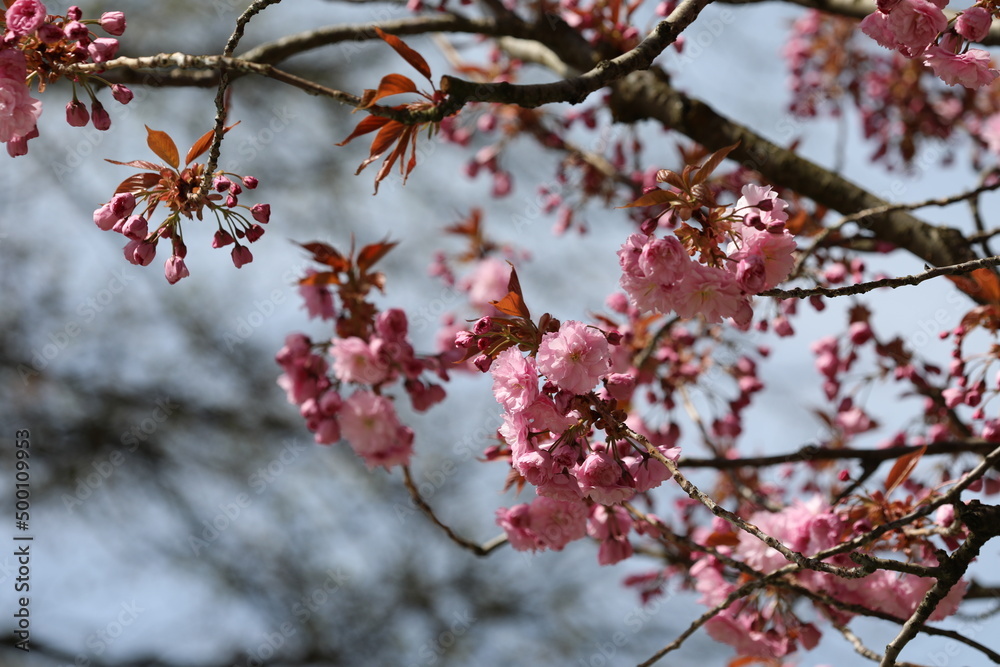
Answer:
0 1 131 155
92 126 270 283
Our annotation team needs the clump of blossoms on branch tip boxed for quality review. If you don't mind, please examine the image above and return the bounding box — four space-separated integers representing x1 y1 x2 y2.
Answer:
619 143 797 327
276 240 451 468
92 125 269 283
860 0 999 88
0 2 131 155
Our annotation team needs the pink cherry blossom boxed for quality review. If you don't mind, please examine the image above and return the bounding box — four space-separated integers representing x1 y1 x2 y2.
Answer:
338 390 413 469
87 38 119 63
275 334 330 405
577 446 635 504
461 256 509 312
0 71 42 144
250 203 270 224
587 505 634 565
495 504 540 551
329 337 389 385
923 46 999 88
671 263 744 323
536 320 610 395
531 496 588 551
93 192 136 230
298 271 335 320
5 0 48 36
491 346 539 411
886 0 947 55
956 7 992 42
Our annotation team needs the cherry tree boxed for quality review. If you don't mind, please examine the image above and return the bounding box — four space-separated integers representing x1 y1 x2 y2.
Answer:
7 0 1000 663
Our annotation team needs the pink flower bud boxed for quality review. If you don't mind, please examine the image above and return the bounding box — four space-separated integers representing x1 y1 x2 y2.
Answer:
226 194 238 207
242 175 258 189
88 38 119 63
111 84 133 104
164 256 190 284
212 229 235 248
125 239 156 266
251 203 270 224
213 175 232 191
38 24 64 44
91 101 111 130
99 11 126 36
66 100 89 127
64 20 88 42
121 215 148 241
245 224 265 243
67 6 82 20
231 245 253 268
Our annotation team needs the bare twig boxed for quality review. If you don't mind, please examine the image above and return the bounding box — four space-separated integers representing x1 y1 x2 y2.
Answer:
762 255 1000 301
402 466 507 556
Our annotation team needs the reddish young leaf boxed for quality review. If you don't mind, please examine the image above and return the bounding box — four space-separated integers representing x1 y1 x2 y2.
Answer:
490 263 531 320
357 239 399 273
114 172 162 194
298 271 341 286
144 126 179 170
359 74 419 109
298 241 350 272
105 159 165 171
947 267 1000 305
374 27 432 81
692 141 740 185
185 122 241 165
337 115 392 147
620 189 683 209
884 444 927 497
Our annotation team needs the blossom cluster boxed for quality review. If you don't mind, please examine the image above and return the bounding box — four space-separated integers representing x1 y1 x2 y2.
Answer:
1 1 131 156
619 184 796 326
92 127 270 283
692 497 966 658
276 307 449 468
861 0 999 88
460 314 680 564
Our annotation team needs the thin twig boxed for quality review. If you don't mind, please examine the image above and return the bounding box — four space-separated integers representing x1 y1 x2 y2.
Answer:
762 255 1000 300
401 466 507 556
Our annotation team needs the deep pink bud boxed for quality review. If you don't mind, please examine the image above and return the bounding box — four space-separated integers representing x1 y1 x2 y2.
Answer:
125 239 156 266
212 229 235 248
121 215 147 240
473 354 493 372
245 224 265 243
64 20 88 41
164 256 190 284
38 24 64 44
66 6 82 20
454 331 475 348
66 100 89 127
111 84 133 104
251 203 270 224
213 175 232 191
88 38 119 63
91 101 111 130
99 11 126 36
242 175 258 189
231 245 253 268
